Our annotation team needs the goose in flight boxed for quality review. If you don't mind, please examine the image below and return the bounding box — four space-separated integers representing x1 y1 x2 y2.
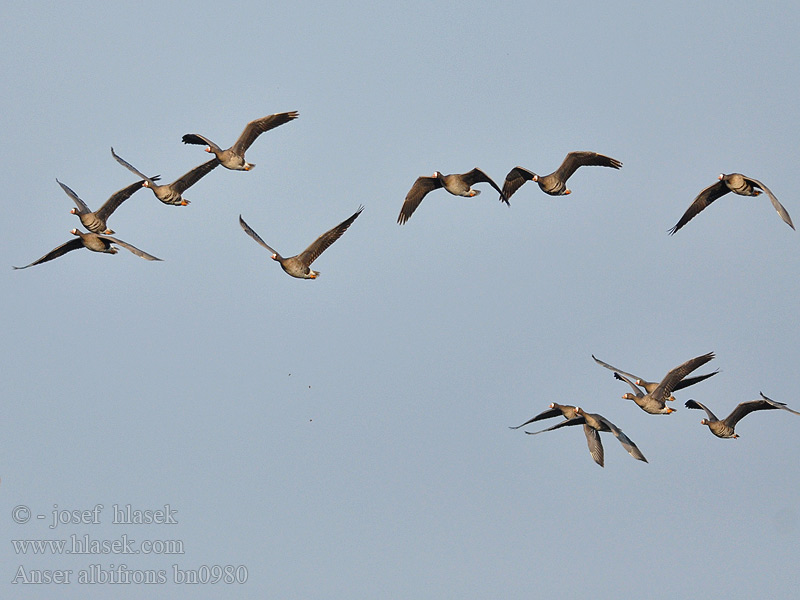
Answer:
111 147 218 206
669 173 794 234
181 111 299 171
685 393 800 438
501 151 622 202
397 169 504 224
239 206 363 279
525 407 647 468
14 229 161 269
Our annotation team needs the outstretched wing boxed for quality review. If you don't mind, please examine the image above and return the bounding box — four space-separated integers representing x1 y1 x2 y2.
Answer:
56 179 89 213
98 235 162 261
501 166 536 203
239 215 281 257
397 176 442 224
13 238 84 269
171 158 220 194
669 180 730 234
553 151 622 183
509 407 562 430
524 415 586 435
653 352 715 401
745 177 795 230
684 399 719 421
231 111 299 155
583 425 605 467
592 354 642 384
461 168 504 200
594 415 648 463
297 206 363 267
181 133 221 153
614 371 644 397
672 369 719 391
98 177 157 222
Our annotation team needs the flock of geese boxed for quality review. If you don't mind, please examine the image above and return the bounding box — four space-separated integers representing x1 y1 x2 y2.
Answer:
13 109 799 468
511 352 800 467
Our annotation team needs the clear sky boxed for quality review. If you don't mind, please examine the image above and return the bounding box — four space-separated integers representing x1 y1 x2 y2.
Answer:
3 1 799 598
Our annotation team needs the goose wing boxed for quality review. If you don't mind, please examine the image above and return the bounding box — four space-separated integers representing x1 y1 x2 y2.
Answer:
669 180 730 234
171 158 220 194
97 235 162 261
231 111 299 155
744 177 794 230
239 215 281 258
501 167 536 203
296 206 363 267
13 238 84 269
684 399 719 421
56 179 89 213
552 151 622 182
461 168 504 200
397 176 442 224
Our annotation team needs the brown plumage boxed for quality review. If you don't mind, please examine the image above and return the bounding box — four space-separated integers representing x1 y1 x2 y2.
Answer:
669 173 794 234
509 402 579 430
592 354 718 402
182 111 299 171
13 229 162 269
111 147 219 206
685 393 800 438
614 352 716 415
59 177 155 234
501 151 622 202
397 168 504 224
525 407 647 468
239 206 363 279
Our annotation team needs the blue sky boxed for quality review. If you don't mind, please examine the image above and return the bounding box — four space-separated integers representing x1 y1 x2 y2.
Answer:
3 1 799 598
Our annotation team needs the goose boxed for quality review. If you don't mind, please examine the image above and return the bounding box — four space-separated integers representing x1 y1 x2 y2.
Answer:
111 147 218 206
613 352 716 415
509 402 578 430
181 111 299 171
592 354 718 400
685 393 800 438
501 151 622 202
669 173 794 234
14 229 161 269
525 407 647 467
239 206 363 279
59 177 155 234
397 169 504 224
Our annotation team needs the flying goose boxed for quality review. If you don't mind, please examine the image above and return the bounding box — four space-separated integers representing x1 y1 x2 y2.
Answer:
592 354 718 401
239 206 363 279
501 151 622 202
509 402 579 430
59 177 156 234
669 173 794 234
14 229 161 269
525 407 647 468
181 111 299 171
685 393 800 438
397 169 505 224
111 147 219 206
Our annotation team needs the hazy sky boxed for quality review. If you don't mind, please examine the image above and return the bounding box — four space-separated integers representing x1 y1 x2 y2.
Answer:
3 1 799 598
